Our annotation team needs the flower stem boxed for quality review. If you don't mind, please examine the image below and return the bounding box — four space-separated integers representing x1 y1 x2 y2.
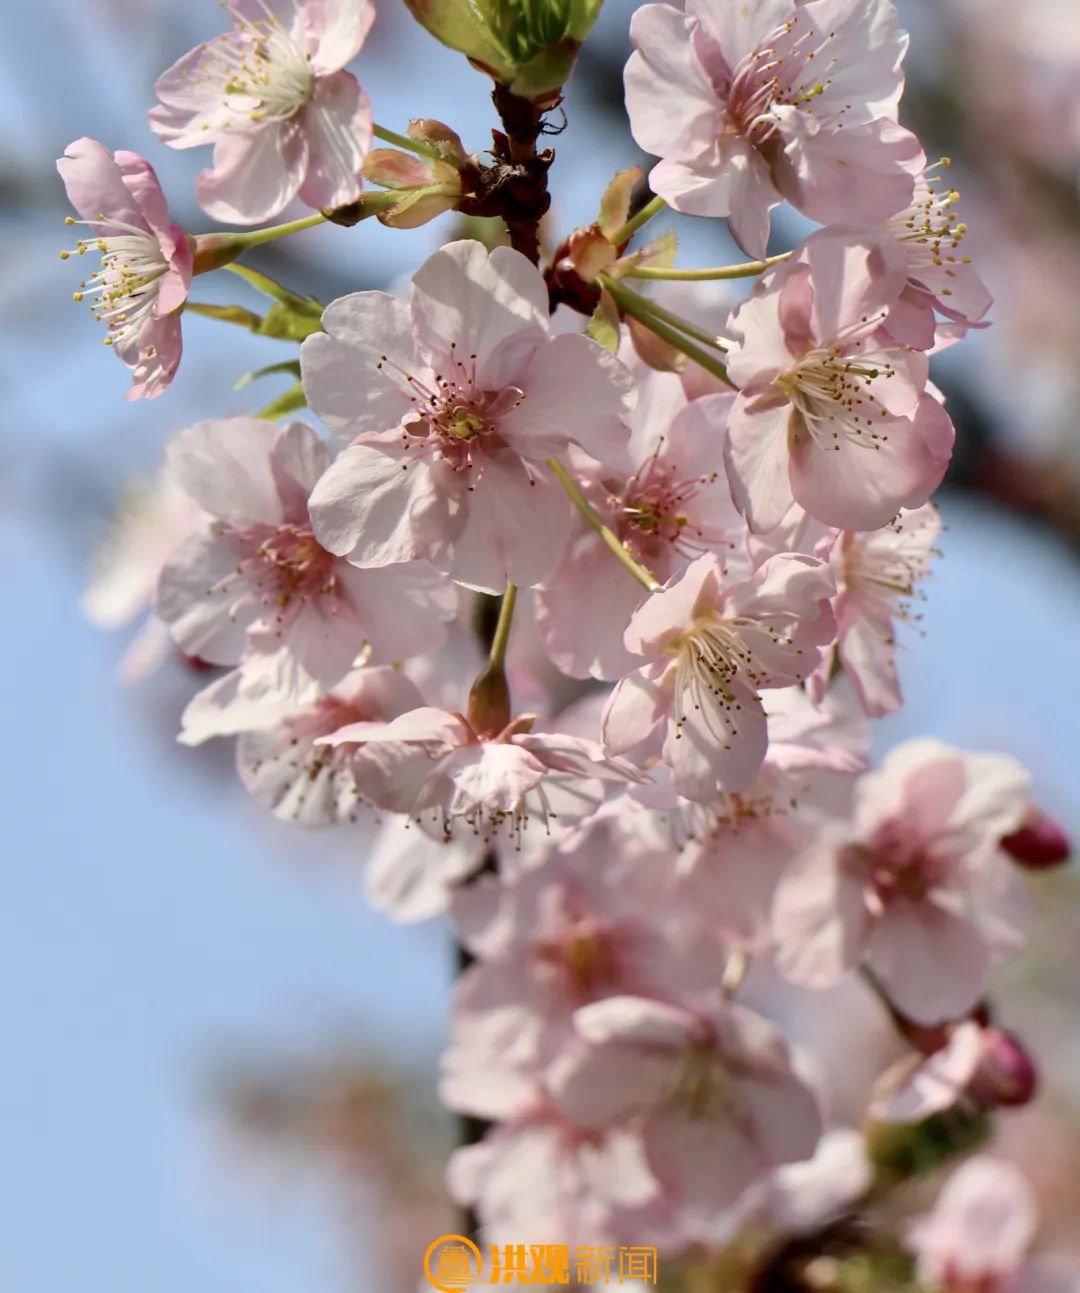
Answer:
609 194 666 246
626 252 791 281
615 283 729 353
373 122 450 166
547 458 659 592
488 583 518 670
601 278 735 389
191 213 329 274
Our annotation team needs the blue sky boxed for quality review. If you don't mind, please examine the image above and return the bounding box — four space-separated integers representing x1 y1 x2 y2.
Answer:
1 2 1079 1291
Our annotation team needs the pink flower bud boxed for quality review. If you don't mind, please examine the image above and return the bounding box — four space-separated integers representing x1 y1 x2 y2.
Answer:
1001 807 1071 870
971 1029 1039 1109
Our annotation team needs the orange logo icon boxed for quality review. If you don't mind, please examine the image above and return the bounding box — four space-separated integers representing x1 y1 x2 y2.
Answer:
424 1234 483 1292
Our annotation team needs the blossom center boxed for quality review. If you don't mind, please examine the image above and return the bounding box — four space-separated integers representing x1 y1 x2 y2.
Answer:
725 15 837 147
63 218 170 355
775 338 895 450
537 920 619 1000
215 520 339 617
887 162 972 288
665 616 775 751
211 6 315 125
377 343 525 470
614 453 719 563
666 1040 732 1120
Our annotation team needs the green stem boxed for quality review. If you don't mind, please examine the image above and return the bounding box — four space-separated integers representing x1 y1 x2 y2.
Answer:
488 583 518 670
190 212 329 273
182 301 263 330
373 122 455 166
221 211 327 249
602 278 735 389
608 194 666 246
619 284 729 353
626 252 791 281
547 458 659 592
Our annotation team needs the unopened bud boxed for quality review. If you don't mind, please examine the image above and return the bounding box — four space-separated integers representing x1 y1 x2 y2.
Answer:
970 1028 1039 1109
1001 806 1071 870
409 118 468 164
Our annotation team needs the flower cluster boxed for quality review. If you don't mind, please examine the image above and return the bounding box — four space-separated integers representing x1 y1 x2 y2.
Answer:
65 0 1073 1285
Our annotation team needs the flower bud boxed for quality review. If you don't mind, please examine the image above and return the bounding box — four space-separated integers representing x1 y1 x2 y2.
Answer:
1000 806 1071 870
970 1028 1039 1109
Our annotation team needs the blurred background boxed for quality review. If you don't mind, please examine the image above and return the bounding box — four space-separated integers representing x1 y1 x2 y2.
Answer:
2 1 1079 1289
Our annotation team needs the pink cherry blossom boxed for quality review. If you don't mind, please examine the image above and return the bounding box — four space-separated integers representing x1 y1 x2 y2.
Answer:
882 161 993 351
725 227 955 534
57 137 192 399
442 814 730 1119
907 1156 1080 1293
773 738 1032 1024
239 667 425 824
624 0 923 258
83 457 209 682
301 240 635 593
149 0 375 223
549 995 823 1240
602 552 836 800
664 686 867 951
363 814 484 922
155 418 456 705
319 707 642 845
635 681 867 850
448 1110 662 1250
535 366 744 680
809 503 941 717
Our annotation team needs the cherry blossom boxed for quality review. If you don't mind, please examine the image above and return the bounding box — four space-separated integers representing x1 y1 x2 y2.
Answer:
448 1110 662 1251
58 137 192 399
535 367 744 680
809 502 941 716
301 240 635 593
602 552 836 800
882 161 993 350
220 667 424 824
907 1156 1080 1293
82 458 208 682
773 738 1032 1023
319 707 643 845
549 995 823 1240
624 0 922 258
149 0 375 223
442 814 730 1118
156 418 456 705
725 227 956 533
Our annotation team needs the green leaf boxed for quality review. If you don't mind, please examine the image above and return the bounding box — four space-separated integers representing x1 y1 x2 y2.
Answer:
257 302 324 342
256 381 308 420
585 289 620 353
224 262 325 319
233 360 302 392
183 301 264 331
403 0 602 97
402 0 516 78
